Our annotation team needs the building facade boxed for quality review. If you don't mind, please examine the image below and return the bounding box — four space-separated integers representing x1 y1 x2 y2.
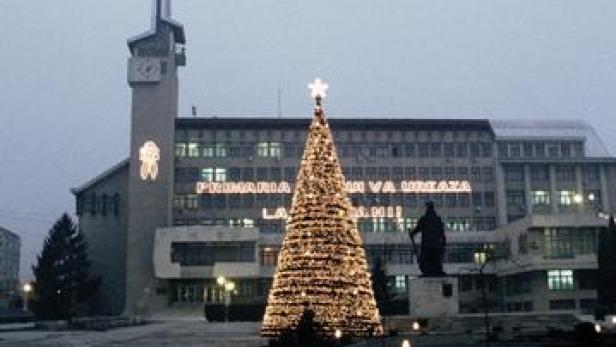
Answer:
72 1 616 317
0 227 20 308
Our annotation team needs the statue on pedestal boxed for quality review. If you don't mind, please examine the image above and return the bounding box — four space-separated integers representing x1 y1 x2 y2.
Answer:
409 201 446 277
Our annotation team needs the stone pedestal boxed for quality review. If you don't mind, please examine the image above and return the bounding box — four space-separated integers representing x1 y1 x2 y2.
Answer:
409 277 459 318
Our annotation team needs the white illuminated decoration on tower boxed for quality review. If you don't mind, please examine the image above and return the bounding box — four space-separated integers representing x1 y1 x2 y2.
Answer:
139 141 160 181
261 80 383 338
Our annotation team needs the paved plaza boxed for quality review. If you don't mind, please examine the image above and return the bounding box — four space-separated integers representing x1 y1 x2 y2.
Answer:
1 320 606 347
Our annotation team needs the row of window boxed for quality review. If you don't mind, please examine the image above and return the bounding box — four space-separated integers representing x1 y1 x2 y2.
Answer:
175 141 495 160
506 190 602 208
459 275 499 293
547 270 574 291
175 166 496 183
172 215 497 233
505 301 533 313
338 142 493 159
172 279 273 303
171 241 256 266
76 193 121 216
504 165 601 184
544 228 599 259
258 242 497 267
546 269 597 292
172 218 284 233
174 191 495 210
358 216 497 232
498 141 584 159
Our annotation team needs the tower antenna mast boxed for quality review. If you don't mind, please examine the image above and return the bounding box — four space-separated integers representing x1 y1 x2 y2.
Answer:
277 86 283 118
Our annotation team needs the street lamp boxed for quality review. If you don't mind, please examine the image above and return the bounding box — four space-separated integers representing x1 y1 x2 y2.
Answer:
22 283 32 312
334 329 342 339
574 193 584 204
216 276 235 322
474 250 491 347
411 321 421 332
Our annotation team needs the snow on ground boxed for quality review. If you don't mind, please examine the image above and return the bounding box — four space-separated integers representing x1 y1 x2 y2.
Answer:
0 321 266 347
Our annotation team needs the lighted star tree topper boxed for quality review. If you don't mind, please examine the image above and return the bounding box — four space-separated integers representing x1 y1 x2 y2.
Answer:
261 79 383 338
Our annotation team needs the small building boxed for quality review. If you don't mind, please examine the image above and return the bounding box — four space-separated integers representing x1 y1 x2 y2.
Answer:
0 227 20 308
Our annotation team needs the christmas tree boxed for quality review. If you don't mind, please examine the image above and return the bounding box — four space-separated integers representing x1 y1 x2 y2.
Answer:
261 79 383 338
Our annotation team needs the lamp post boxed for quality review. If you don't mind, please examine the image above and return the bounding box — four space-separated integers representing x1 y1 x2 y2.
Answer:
216 276 235 322
22 283 32 312
474 250 490 347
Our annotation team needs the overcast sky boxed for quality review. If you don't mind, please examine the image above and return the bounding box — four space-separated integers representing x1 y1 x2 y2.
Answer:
1 0 615 279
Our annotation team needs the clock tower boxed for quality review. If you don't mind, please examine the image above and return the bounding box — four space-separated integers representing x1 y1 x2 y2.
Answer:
125 0 186 315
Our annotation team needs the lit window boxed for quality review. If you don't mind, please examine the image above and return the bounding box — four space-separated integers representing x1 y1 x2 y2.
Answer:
531 191 550 206
187 142 200 157
201 168 226 182
395 275 407 291
215 168 227 182
203 143 228 158
445 217 472 232
372 218 388 233
558 191 576 206
186 194 198 209
228 219 242 227
243 218 255 228
215 143 228 157
260 246 279 266
203 145 214 158
201 168 214 182
547 270 574 291
397 218 418 232
173 194 185 209
257 142 281 158
175 143 187 157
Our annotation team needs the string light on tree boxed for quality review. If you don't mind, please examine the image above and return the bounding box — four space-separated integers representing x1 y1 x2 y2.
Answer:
261 79 383 337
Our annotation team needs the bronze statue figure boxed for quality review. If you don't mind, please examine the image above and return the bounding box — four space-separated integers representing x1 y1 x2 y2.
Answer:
409 201 446 277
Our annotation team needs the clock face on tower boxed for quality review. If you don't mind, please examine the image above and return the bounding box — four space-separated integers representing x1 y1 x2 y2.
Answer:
137 59 160 79
128 57 162 83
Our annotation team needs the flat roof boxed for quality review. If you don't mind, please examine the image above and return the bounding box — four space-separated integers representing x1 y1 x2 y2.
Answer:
491 119 611 157
176 117 494 133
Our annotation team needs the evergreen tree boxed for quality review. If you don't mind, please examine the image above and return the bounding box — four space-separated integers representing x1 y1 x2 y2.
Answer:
371 257 390 315
597 216 616 315
31 213 100 320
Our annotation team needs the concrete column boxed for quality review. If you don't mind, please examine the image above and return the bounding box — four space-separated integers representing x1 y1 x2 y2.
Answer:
524 165 533 215
575 166 584 214
549 165 558 213
495 164 508 226
599 164 611 213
